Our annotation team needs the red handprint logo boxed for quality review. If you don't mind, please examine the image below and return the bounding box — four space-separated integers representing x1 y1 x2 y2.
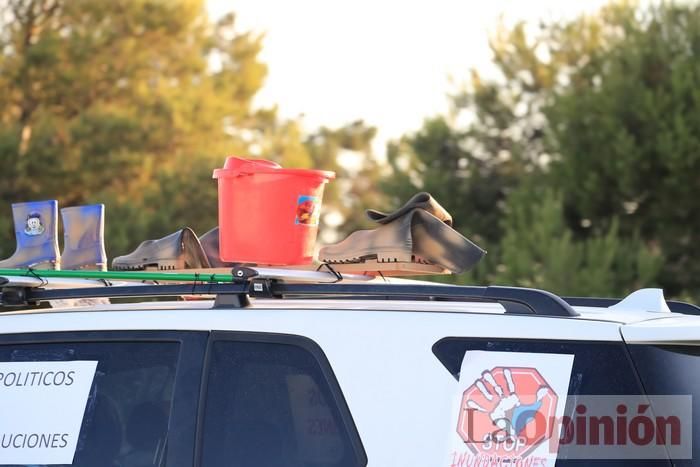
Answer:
457 367 558 458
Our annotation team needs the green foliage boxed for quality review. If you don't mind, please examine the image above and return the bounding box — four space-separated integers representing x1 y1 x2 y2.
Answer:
387 1 700 299
385 115 516 248
0 0 309 258
0 0 387 262
493 186 661 296
305 121 385 240
382 116 514 283
1 0 698 304
546 3 700 296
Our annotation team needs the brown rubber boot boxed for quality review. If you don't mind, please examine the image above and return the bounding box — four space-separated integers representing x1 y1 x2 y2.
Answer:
112 228 211 270
320 209 485 274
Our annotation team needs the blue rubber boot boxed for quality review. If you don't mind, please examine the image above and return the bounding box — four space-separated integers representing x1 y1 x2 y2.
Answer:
50 204 110 308
0 200 60 269
60 204 107 270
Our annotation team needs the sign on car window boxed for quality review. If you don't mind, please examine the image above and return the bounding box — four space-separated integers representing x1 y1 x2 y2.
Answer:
0 340 179 467
0 361 97 465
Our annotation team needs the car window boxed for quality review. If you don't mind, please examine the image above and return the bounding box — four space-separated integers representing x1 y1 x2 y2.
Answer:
627 345 700 467
198 333 366 467
0 340 179 467
433 338 672 467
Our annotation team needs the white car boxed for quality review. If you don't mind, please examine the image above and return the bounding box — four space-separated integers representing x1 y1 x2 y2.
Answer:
0 273 697 467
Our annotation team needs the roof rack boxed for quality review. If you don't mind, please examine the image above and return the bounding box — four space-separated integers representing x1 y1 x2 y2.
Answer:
0 267 579 317
564 296 700 316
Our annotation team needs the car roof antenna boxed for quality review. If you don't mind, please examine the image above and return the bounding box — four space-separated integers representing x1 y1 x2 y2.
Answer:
608 288 671 313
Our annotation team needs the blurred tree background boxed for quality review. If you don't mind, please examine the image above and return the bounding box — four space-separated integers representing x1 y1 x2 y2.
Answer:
384 1 699 299
1 0 699 300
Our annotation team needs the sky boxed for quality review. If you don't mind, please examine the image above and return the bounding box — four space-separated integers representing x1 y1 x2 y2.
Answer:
207 0 611 145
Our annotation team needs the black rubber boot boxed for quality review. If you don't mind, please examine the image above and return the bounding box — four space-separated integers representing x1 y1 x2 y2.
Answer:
320 193 485 274
366 192 452 225
112 228 210 270
199 227 236 268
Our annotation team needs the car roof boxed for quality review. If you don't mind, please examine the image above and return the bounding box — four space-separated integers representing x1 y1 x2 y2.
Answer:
1 276 697 333
0 296 692 326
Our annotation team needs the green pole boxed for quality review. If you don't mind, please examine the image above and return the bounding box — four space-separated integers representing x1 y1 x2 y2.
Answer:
0 268 235 283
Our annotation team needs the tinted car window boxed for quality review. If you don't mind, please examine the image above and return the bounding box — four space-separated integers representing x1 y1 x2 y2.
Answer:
627 345 700 467
199 334 366 467
0 340 179 467
433 338 670 467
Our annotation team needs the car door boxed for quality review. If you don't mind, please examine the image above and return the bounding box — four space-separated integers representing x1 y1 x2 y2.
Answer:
0 330 207 467
432 336 673 466
195 331 367 467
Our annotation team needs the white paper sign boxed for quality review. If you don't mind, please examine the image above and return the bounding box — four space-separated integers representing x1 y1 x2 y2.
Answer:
0 361 97 465
446 351 574 467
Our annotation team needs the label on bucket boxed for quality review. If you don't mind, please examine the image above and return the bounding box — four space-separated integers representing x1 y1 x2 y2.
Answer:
295 195 320 226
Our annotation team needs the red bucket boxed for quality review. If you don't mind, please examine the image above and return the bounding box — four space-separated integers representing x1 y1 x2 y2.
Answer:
213 157 335 265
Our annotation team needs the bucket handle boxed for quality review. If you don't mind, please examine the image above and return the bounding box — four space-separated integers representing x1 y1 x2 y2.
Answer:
213 157 335 179
225 157 282 177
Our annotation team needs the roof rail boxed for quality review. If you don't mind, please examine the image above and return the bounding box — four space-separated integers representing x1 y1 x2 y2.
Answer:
564 295 700 316
0 279 579 317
